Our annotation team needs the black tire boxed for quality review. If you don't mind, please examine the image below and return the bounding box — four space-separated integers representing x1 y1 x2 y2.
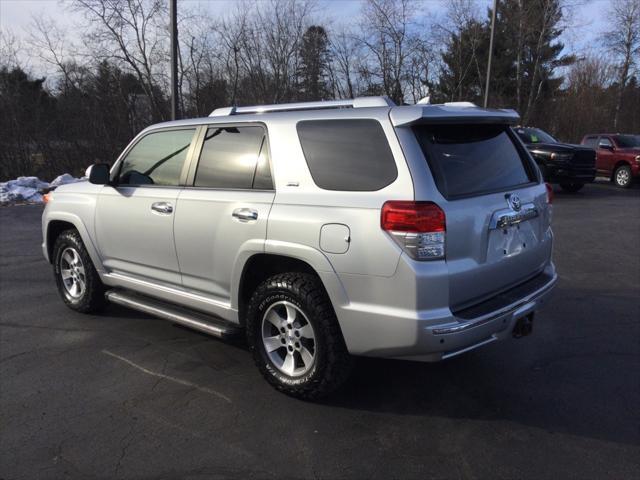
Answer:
559 182 584 193
246 273 353 400
53 229 106 313
613 165 632 188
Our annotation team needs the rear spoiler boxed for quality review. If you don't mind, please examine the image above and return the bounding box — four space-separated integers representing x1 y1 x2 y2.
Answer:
390 103 520 127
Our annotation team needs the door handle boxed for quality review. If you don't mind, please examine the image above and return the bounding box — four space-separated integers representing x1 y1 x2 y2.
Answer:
151 202 174 214
232 208 258 222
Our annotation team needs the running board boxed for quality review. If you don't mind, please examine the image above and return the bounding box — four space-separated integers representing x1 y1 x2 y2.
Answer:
105 290 241 339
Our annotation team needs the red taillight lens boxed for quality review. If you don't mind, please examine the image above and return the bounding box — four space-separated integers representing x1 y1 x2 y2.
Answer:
381 201 446 260
381 201 446 232
545 183 554 204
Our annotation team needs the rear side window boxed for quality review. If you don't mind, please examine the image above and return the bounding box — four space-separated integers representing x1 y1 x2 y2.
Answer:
414 124 535 199
583 136 598 148
297 119 398 191
194 126 271 189
118 129 196 186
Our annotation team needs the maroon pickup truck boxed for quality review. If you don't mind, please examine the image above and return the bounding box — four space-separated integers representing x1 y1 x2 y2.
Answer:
581 134 640 188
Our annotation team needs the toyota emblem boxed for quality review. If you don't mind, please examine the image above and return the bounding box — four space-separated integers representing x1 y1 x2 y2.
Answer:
507 194 522 211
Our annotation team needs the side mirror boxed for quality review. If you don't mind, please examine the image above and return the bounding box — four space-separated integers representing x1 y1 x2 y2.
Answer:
87 163 111 185
598 143 613 151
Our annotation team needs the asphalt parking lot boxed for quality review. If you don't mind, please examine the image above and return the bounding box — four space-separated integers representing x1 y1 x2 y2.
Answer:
1 180 639 480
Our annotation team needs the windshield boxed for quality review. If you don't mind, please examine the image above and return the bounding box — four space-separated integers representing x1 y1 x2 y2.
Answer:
614 135 640 148
515 127 557 144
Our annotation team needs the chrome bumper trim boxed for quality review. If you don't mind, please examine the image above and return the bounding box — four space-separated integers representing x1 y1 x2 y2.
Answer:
432 272 557 335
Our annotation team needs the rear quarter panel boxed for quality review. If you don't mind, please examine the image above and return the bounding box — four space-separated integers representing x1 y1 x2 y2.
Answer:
265 109 415 279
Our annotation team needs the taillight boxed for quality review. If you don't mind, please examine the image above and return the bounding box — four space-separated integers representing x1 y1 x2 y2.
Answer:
381 201 446 260
545 183 554 204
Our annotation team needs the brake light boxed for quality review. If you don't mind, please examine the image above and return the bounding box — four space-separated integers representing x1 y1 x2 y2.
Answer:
545 183 554 204
381 201 446 260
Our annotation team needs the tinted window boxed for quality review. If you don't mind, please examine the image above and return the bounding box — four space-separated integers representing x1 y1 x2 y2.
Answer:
583 136 598 147
515 127 557 144
414 124 534 199
297 120 398 191
613 135 640 148
118 129 196 186
195 126 270 189
598 137 612 148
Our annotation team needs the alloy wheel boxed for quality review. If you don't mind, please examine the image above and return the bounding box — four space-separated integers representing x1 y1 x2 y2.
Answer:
59 247 86 300
261 301 316 377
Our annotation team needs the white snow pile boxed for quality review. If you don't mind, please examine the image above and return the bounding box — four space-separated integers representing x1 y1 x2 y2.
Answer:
0 174 84 205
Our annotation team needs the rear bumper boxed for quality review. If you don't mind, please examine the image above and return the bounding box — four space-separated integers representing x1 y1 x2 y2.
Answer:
415 269 557 361
335 262 557 361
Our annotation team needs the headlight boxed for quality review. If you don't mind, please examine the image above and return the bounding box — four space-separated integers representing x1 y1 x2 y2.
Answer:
550 152 573 162
635 155 640 163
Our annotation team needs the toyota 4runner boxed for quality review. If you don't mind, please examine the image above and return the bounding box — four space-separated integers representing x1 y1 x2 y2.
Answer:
42 97 557 399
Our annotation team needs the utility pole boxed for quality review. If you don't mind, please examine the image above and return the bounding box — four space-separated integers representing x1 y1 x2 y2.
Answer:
484 0 498 108
170 0 179 120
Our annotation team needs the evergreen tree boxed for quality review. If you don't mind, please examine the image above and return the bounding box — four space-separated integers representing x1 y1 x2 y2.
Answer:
436 0 574 123
297 26 331 101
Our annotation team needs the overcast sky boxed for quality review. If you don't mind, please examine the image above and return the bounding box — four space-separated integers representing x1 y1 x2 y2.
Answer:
1 0 608 75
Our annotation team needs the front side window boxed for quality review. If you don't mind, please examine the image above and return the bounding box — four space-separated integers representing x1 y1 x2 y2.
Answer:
598 137 612 148
297 119 398 191
118 129 196 186
414 124 535 199
194 126 270 189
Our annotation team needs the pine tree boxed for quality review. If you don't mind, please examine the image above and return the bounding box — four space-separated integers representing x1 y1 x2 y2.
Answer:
297 26 331 101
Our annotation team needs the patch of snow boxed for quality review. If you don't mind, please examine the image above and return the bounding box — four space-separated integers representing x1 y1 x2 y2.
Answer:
50 173 84 188
0 174 84 205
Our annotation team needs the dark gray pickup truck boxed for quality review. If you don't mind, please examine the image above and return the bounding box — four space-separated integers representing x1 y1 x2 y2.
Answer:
516 127 596 192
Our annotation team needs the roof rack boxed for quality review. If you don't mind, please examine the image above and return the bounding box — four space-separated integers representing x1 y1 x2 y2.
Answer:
209 96 396 117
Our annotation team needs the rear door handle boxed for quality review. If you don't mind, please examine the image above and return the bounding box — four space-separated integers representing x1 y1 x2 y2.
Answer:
232 208 258 222
151 202 174 215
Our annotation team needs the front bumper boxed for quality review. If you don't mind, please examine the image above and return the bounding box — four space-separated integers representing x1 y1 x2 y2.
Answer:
545 164 596 184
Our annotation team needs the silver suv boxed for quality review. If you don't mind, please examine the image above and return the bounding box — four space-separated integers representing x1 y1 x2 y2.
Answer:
42 96 557 398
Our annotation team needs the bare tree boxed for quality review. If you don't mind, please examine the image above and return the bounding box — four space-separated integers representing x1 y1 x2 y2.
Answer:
602 0 640 128
71 0 169 121
359 0 417 103
0 29 22 70
328 29 360 99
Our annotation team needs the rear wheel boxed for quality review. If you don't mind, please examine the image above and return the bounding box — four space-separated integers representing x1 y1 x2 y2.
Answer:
559 182 584 193
246 273 353 400
613 165 632 188
53 230 105 313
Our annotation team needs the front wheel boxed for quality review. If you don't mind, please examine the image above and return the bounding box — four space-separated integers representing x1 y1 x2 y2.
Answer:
613 165 632 188
53 230 106 313
559 182 585 193
246 273 353 400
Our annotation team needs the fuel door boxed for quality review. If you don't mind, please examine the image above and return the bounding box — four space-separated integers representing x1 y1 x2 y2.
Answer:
319 224 351 254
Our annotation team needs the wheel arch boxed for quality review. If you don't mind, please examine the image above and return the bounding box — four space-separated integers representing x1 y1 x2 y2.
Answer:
234 251 348 326
611 160 632 179
44 213 103 272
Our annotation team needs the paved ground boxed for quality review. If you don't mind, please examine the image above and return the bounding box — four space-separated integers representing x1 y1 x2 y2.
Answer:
1 181 639 480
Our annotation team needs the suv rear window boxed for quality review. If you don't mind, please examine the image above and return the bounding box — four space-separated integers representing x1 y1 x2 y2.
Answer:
297 119 397 191
414 124 535 199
